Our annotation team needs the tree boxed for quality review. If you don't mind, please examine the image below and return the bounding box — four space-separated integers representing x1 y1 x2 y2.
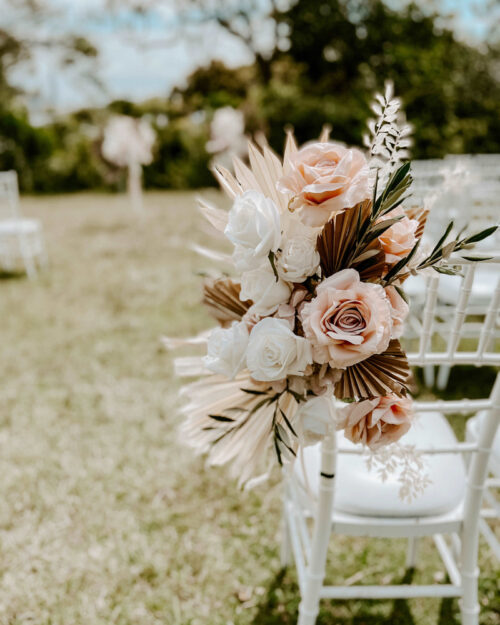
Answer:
259 0 500 156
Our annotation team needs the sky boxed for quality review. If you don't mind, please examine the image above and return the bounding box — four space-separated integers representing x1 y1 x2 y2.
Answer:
0 0 494 121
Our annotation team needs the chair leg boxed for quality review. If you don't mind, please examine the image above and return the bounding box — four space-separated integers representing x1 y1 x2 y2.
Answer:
406 536 418 568
423 365 435 388
37 231 49 270
298 433 337 625
298 574 323 625
19 234 37 278
280 499 292 568
460 570 479 625
436 365 451 391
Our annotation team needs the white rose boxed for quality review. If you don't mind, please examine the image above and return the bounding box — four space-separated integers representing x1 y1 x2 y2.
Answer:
225 190 281 270
296 396 334 446
203 321 249 379
240 264 292 316
246 318 312 382
277 235 320 282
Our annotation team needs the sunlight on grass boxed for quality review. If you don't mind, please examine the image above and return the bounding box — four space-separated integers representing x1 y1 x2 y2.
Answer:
0 191 498 625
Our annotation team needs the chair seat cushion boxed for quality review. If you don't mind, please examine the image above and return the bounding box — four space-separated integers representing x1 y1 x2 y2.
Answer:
295 411 466 518
0 218 40 234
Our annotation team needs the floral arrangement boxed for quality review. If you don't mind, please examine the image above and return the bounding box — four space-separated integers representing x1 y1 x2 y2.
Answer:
102 115 155 167
172 85 496 487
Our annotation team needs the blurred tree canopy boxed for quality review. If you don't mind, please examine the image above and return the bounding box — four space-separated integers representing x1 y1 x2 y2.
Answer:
0 0 499 192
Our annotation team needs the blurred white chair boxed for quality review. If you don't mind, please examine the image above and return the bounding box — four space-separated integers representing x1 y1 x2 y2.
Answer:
466 411 500 561
407 156 500 389
0 171 47 278
282 257 500 625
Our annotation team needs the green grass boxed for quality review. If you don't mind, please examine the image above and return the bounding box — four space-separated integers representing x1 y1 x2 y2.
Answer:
0 191 498 625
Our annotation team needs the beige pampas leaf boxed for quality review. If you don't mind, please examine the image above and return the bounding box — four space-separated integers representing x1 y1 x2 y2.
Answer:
196 197 228 232
335 339 411 400
233 155 260 191
283 129 298 175
319 124 332 142
174 356 210 378
190 243 232 265
180 372 300 486
212 163 242 198
162 331 210 351
203 277 251 325
247 141 283 209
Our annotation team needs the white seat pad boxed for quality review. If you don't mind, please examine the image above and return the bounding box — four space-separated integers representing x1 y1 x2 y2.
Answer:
0 218 41 234
295 412 466 518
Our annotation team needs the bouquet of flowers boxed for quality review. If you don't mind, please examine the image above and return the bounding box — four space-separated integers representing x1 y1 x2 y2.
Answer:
171 86 496 487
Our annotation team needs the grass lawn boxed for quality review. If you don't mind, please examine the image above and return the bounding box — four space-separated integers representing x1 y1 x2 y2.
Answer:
0 191 498 625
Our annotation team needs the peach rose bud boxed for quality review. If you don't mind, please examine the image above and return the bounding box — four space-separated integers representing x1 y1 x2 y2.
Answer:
337 395 413 449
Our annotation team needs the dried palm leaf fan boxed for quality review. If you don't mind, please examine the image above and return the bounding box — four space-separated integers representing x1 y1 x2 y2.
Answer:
335 339 411 400
203 278 251 325
406 206 429 241
317 200 387 282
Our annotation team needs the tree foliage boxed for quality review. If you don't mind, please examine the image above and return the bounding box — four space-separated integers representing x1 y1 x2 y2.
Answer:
0 0 499 192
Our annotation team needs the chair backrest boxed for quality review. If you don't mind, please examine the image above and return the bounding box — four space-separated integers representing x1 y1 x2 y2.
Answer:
401 256 500 538
409 157 500 249
404 255 500 370
0 171 20 220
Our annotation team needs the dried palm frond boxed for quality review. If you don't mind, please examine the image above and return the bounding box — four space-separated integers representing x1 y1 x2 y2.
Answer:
211 164 242 199
203 277 251 325
190 243 232 265
406 206 429 240
335 339 410 400
319 124 332 142
197 196 228 233
283 130 298 175
351 240 386 282
162 331 210 351
247 141 287 211
213 140 289 212
317 201 371 277
180 371 300 486
317 200 387 282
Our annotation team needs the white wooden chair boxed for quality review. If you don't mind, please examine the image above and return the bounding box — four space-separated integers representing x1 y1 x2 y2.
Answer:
282 256 500 625
0 170 47 277
466 411 500 561
407 157 500 389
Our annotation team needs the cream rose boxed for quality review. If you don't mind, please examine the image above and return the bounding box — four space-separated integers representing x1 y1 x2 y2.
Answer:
378 209 419 265
240 264 292 316
246 318 312 382
204 321 249 379
277 235 320 283
337 395 413 449
296 396 335 447
225 190 281 270
300 268 392 368
277 142 371 227
385 286 409 339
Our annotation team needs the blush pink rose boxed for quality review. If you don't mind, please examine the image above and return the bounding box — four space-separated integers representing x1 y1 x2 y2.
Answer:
337 395 413 449
378 209 419 264
385 286 409 339
277 142 371 227
300 268 392 368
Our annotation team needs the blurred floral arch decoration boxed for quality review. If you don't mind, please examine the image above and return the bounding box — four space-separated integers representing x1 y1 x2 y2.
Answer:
102 115 156 212
206 106 247 169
